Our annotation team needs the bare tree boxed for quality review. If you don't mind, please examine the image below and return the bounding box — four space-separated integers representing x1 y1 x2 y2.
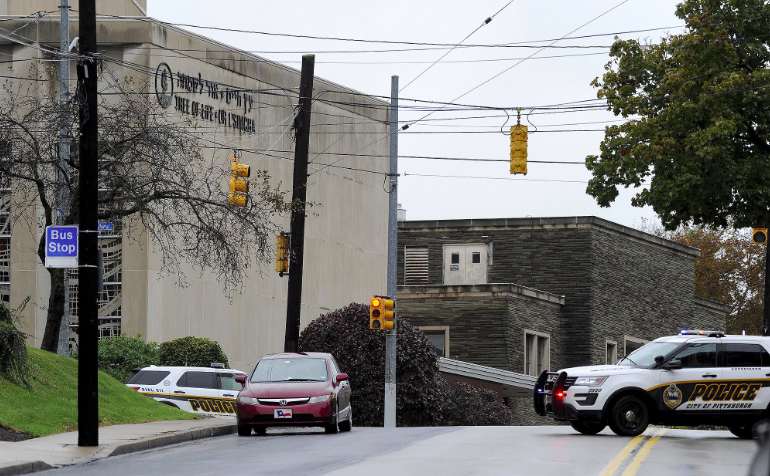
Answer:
0 65 289 351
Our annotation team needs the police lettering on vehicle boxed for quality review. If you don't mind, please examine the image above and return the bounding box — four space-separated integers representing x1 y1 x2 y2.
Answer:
189 398 236 414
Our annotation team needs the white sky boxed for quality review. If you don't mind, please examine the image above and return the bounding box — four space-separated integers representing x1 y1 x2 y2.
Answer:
147 0 684 229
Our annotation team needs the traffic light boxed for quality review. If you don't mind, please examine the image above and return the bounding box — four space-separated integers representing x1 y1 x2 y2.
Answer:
510 125 528 175
276 234 289 275
753 228 767 244
369 297 395 330
228 155 250 207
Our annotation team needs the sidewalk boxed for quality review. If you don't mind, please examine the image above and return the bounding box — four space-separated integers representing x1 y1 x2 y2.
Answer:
0 418 235 476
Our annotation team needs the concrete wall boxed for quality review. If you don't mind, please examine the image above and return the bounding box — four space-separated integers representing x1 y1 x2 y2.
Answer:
1 17 389 371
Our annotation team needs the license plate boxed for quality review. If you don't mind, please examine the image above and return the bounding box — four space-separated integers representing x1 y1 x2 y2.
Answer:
274 409 293 419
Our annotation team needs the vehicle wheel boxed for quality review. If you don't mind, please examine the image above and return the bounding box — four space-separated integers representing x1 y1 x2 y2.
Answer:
569 420 605 435
339 408 353 432
237 425 252 437
325 407 339 434
608 395 650 436
254 426 267 436
728 424 755 439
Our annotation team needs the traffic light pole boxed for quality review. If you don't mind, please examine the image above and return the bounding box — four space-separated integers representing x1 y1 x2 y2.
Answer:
384 75 398 428
284 55 315 352
77 0 99 447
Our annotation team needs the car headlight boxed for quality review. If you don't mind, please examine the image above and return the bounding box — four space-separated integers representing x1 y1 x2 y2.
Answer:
237 396 260 405
308 394 333 404
574 376 607 387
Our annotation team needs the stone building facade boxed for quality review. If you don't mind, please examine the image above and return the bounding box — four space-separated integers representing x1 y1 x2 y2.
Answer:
397 216 730 424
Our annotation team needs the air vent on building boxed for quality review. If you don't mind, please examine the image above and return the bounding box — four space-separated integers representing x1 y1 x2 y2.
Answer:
404 246 429 285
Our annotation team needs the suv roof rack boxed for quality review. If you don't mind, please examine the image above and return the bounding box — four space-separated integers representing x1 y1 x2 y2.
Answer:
680 329 725 337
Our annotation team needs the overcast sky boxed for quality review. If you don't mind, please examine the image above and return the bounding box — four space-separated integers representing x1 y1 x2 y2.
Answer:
147 0 684 229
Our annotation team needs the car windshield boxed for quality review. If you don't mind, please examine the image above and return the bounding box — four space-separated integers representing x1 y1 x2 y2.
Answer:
251 358 328 383
617 342 682 367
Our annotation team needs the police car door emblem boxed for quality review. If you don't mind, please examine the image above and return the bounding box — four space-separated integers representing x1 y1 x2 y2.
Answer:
280 399 287 406
664 383 682 409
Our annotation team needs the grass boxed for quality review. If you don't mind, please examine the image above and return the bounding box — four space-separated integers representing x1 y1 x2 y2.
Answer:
0 347 197 437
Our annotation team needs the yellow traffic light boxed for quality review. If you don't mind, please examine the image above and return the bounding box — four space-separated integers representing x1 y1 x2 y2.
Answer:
228 155 250 207
276 234 289 274
370 297 395 330
510 125 528 175
753 228 767 244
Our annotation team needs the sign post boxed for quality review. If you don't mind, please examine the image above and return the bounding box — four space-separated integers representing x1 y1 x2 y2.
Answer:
45 226 78 268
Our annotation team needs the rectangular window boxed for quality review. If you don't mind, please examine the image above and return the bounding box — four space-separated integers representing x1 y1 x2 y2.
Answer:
624 336 648 356
606 341 618 365
418 326 450 358
722 343 763 367
524 330 550 376
451 252 460 264
471 252 480 264
178 371 217 389
404 246 429 285
672 343 717 368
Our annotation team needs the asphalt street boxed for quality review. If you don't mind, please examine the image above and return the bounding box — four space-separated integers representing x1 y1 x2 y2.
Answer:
38 425 761 476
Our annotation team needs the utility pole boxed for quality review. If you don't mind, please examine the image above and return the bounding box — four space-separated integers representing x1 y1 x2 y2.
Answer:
284 55 315 352
384 75 398 428
77 0 99 447
56 0 71 357
764 242 769 336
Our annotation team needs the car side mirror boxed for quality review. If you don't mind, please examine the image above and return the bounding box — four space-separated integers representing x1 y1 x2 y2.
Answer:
235 375 246 387
662 359 683 370
336 373 348 383
654 355 664 365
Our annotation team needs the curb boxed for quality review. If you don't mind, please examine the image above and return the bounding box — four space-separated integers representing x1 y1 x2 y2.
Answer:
109 423 237 456
0 461 52 476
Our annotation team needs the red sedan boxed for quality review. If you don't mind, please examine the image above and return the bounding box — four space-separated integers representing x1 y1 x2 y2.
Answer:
235 352 352 436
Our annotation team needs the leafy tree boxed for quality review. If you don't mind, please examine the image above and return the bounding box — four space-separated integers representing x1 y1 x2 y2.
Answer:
95 334 160 383
586 0 770 332
159 336 228 368
0 64 289 351
0 300 29 386
298 303 512 427
641 221 764 334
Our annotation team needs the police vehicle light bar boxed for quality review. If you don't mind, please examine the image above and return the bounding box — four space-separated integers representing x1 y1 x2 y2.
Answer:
680 329 725 337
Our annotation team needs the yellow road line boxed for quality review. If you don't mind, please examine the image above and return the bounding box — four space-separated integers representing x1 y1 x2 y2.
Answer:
597 430 651 476
620 429 667 476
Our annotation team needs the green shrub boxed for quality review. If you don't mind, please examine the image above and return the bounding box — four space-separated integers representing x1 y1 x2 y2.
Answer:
159 336 228 368
298 302 512 427
0 301 29 386
97 334 160 383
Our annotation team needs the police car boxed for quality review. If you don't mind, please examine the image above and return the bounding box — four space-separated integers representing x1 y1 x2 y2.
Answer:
126 365 247 417
534 330 770 438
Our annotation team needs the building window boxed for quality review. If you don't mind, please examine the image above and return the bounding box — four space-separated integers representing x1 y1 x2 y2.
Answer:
451 252 460 264
443 244 488 286
524 330 550 376
606 340 618 365
471 252 480 263
404 246 429 285
624 336 648 356
418 326 450 358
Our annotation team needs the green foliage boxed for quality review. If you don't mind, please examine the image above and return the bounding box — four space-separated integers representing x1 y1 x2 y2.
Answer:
159 336 228 368
298 303 512 427
587 0 770 229
0 347 196 437
97 334 160 383
0 302 29 387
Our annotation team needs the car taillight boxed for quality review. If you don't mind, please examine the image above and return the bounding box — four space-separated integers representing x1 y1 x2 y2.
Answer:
130 386 140 391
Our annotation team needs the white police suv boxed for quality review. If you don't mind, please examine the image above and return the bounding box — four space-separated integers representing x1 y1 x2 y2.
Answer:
534 330 770 438
126 365 247 417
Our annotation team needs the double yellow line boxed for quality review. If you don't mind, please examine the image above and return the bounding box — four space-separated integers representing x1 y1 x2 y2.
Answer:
598 428 667 476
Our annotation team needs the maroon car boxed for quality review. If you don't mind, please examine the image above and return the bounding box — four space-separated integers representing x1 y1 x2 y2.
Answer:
235 352 352 436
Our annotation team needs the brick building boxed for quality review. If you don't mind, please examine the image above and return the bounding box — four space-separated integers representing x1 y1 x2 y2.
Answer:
396 216 730 424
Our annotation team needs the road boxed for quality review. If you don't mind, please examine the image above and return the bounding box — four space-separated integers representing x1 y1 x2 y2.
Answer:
39 426 760 476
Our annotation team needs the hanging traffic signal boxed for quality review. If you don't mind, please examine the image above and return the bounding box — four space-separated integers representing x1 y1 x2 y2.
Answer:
228 155 250 207
510 125 528 175
276 233 289 275
753 228 767 244
369 296 395 330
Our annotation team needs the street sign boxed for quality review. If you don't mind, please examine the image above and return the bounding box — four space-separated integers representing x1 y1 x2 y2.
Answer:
98 222 114 232
45 226 78 268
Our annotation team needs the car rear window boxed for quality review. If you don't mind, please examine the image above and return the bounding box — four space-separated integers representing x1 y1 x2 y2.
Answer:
251 358 328 383
126 370 170 385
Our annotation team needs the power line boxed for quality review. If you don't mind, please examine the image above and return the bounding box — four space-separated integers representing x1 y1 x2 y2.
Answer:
402 172 590 184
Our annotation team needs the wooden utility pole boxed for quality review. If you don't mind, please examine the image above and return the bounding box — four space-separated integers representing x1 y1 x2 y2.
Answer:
77 0 100 447
284 55 315 352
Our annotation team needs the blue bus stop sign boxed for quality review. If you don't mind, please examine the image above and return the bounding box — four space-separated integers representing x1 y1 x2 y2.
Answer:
45 226 78 268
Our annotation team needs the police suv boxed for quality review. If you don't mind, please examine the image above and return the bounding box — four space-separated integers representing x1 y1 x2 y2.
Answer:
534 331 770 438
126 365 247 417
